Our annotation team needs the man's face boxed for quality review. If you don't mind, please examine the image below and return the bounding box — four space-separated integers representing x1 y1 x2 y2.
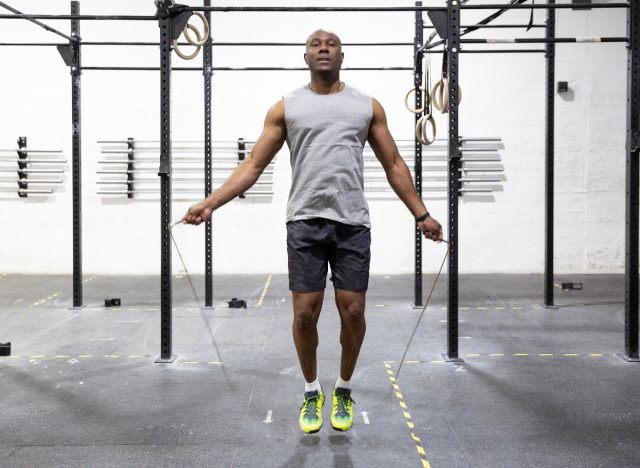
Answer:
304 30 344 73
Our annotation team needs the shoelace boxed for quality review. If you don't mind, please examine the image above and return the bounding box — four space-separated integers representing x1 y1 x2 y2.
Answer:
303 395 320 417
335 393 354 416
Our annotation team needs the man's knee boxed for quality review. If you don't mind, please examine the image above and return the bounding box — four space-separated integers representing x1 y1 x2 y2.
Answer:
292 292 323 332
294 307 318 331
341 300 366 329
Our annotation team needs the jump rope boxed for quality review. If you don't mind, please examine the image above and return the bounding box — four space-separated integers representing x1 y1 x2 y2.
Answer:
169 220 449 380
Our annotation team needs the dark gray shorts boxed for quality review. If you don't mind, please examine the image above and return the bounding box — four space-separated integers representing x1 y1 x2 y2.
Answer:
286 218 371 292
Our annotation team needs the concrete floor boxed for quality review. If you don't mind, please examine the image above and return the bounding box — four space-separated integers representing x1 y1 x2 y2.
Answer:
0 273 639 467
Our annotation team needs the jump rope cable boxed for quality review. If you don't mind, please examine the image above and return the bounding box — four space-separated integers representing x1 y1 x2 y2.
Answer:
168 220 224 364
396 240 450 380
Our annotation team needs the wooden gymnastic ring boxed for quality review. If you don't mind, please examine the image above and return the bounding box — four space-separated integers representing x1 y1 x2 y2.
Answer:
431 78 462 114
415 114 436 146
183 12 210 47
173 24 202 60
404 86 428 114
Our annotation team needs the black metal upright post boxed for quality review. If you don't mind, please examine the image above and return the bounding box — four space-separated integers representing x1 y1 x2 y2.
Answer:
414 1 424 307
157 13 175 363
70 1 83 309
445 0 462 362
623 0 640 362
203 0 214 308
544 0 556 308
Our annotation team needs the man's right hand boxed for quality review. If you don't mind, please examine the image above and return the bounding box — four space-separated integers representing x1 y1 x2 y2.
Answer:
418 216 443 243
182 202 213 225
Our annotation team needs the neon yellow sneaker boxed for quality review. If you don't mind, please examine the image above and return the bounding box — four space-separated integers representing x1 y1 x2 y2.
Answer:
331 387 355 431
299 389 324 433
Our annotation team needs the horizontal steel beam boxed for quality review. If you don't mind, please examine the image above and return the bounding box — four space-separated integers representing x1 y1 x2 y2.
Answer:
461 3 628 9
426 24 545 29
82 66 413 71
462 37 628 44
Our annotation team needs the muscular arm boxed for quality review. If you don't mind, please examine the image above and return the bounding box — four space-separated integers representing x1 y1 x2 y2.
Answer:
183 100 286 224
368 98 443 241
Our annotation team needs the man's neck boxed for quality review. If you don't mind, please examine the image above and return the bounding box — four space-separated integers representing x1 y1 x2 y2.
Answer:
308 75 343 94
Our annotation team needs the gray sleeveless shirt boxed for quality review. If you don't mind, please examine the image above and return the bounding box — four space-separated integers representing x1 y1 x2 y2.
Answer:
283 84 373 228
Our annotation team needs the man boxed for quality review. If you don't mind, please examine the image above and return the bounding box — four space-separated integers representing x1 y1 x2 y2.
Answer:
182 29 443 434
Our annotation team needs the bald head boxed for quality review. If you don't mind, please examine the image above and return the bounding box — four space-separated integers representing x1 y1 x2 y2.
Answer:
306 29 342 49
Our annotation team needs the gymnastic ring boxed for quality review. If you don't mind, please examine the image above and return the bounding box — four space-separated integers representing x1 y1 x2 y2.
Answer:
173 24 202 60
431 79 462 114
415 114 436 146
404 86 427 114
183 12 210 47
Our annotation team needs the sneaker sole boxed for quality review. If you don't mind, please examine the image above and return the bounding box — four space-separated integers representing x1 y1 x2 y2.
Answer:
331 421 352 431
302 423 323 434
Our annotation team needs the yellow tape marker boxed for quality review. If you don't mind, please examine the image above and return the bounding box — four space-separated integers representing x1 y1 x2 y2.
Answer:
384 363 432 468
257 274 273 307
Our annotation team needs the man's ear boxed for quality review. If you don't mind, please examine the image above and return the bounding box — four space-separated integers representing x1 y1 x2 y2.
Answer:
304 52 309 64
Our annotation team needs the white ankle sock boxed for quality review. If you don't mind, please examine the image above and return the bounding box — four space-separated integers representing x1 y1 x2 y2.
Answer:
335 376 351 390
305 378 321 393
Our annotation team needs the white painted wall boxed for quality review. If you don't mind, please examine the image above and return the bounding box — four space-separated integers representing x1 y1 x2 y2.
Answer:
0 0 628 275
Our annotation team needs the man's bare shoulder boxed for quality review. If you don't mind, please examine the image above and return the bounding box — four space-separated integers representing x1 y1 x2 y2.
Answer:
265 99 285 125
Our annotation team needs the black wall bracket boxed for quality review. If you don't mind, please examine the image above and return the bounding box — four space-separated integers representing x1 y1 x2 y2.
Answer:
17 136 27 197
